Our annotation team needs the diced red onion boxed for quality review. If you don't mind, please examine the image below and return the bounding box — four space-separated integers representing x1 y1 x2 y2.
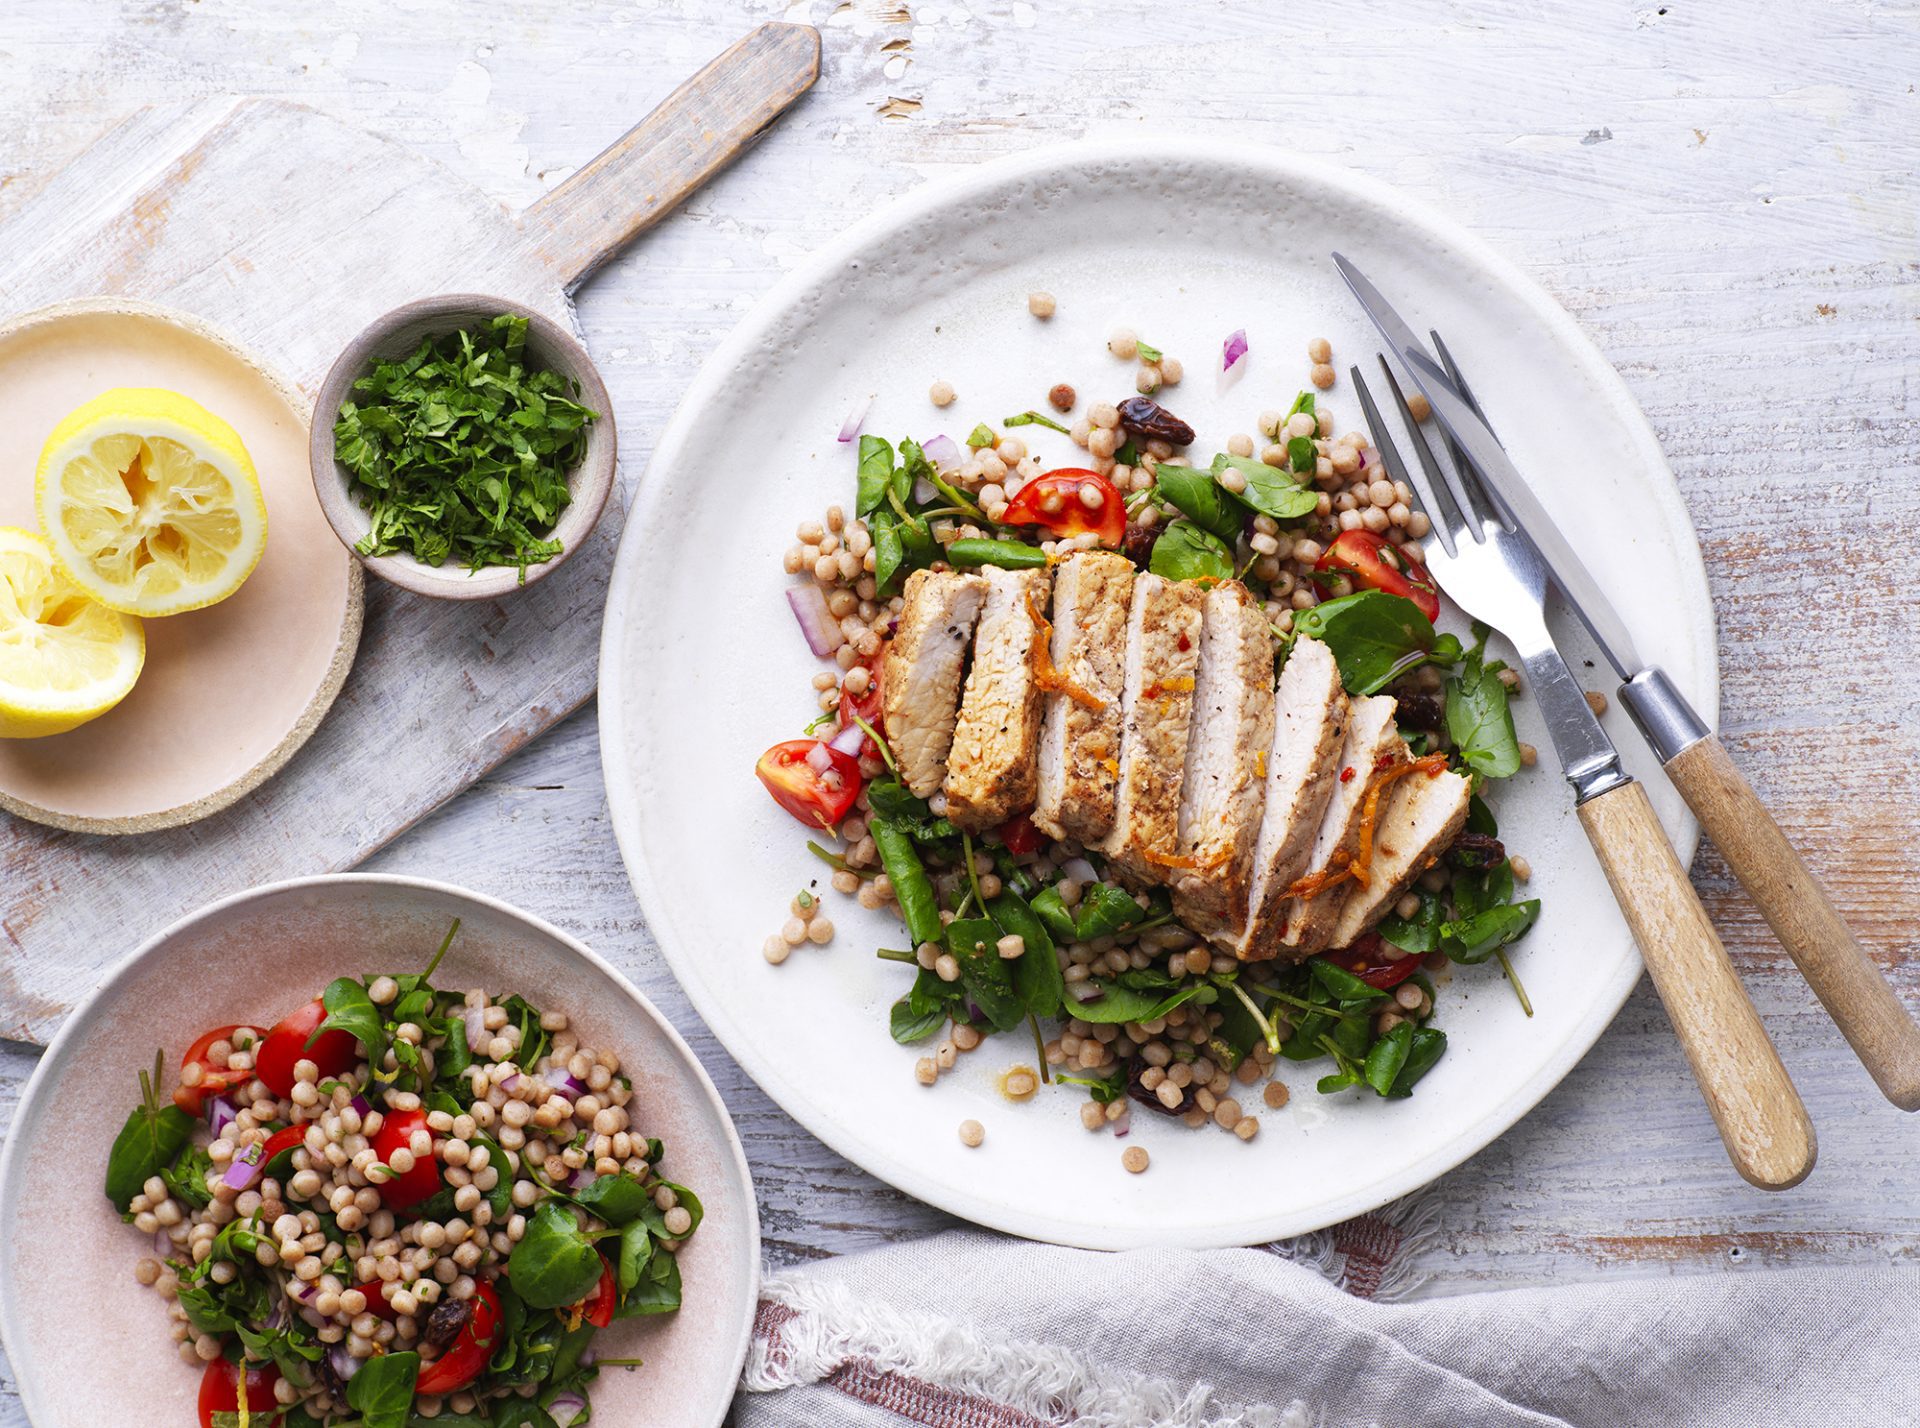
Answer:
787 584 845 657
1067 982 1105 1004
293 1281 319 1303
461 1005 490 1054
349 1094 372 1119
912 476 939 504
827 723 866 758
221 1141 266 1192
554 1073 588 1100
921 433 962 471
1061 857 1100 885
499 1073 521 1093
804 741 835 775
1221 328 1248 373
154 1228 176 1258
548 1391 589 1426
207 1095 238 1138
328 1345 362 1382
570 1168 598 1193
1113 1120 1130 1138
837 396 872 443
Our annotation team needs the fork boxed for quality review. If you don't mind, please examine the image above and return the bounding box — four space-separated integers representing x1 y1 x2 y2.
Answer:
1350 360 1818 1190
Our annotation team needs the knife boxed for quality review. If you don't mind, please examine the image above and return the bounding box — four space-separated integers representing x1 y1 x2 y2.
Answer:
1337 254 1920 1111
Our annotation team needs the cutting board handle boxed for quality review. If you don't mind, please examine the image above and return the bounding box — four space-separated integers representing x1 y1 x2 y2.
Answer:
518 22 820 288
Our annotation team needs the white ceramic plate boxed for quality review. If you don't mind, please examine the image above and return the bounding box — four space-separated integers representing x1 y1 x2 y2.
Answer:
599 139 1715 1250
0 876 759 1427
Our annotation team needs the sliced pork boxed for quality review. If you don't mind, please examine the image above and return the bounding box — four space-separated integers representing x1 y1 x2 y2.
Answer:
1326 765 1473 950
1232 636 1351 961
1100 574 1206 882
1032 551 1135 844
1278 694 1405 958
1170 582 1277 935
881 568 988 797
946 566 1054 831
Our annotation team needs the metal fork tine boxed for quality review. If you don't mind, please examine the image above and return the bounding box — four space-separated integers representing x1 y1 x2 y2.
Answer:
1376 357 1489 543
1429 328 1516 533
1350 364 1460 559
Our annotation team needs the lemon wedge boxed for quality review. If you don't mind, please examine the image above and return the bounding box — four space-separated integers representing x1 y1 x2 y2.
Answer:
35 387 268 617
0 527 145 738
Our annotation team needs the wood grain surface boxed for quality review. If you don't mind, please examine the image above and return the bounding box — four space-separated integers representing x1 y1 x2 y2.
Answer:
1578 778 1817 1189
1667 733 1920 1110
4 0 1920 1417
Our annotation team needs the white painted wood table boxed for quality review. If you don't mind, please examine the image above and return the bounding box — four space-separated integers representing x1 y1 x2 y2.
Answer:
4 0 1919 1416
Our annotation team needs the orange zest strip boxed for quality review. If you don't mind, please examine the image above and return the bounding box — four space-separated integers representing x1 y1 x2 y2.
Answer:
1144 848 1201 871
1284 753 1450 902
1025 589 1106 711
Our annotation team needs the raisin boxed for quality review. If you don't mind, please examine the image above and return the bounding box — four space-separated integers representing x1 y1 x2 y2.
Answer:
1447 830 1506 869
1127 1058 1192 1117
422 1297 473 1352
1117 395 1195 447
1122 523 1158 566
1394 692 1445 730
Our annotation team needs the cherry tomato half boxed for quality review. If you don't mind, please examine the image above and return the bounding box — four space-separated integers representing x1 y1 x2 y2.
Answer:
259 1124 309 1180
995 813 1043 856
1315 529 1441 623
834 656 886 761
255 999 360 1099
414 1279 502 1395
173 1024 247 1118
580 1253 617 1329
369 1107 443 1212
756 739 862 829
1320 933 1423 990
197 1358 280 1428
1001 468 1126 547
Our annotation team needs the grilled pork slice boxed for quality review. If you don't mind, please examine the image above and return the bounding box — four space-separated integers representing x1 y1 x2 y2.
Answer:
1233 637 1351 961
1278 694 1405 958
946 566 1054 831
1326 765 1473 950
1100 574 1207 882
1170 582 1277 934
882 568 989 798
1032 551 1135 844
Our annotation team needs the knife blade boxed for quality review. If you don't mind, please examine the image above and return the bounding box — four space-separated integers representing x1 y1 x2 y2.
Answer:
1331 251 1644 679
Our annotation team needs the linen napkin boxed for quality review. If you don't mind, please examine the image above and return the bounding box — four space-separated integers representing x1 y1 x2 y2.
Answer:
736 1215 1914 1427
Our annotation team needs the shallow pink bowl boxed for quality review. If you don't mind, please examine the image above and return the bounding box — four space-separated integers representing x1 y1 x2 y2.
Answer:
0 875 758 1427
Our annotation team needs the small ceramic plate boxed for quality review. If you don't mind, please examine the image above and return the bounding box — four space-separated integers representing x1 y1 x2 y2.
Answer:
599 139 1717 1249
0 298 361 833
0 876 759 1427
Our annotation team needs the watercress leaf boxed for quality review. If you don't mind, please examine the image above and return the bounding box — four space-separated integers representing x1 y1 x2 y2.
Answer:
1445 635 1523 780
615 1220 654 1295
944 918 1027 1032
1211 453 1320 521
889 993 948 1044
869 510 906 597
1467 791 1499 837
1376 889 1445 955
1291 590 1438 696
1308 957 1388 1004
856 435 896 516
1149 520 1234 582
1069 980 1205 1026
491 1404 560 1428
1429 632 1465 667
1056 1069 1127 1103
313 977 386 1072
1135 338 1163 363
508 1202 604 1309
572 1172 649 1227
1317 1068 1361 1094
987 891 1063 1019
345 1349 419 1428
1442 899 1542 964
1287 390 1316 419
865 780 931 822
1206 986 1265 1072
1002 410 1071 435
1286 435 1316 474
966 424 996 449
1072 884 1147 942
613 1247 683 1317
1387 1026 1448 1097
1150 464 1244 542
1029 886 1080 946
105 1052 194 1212
639 1181 704 1240
1363 1021 1415 1096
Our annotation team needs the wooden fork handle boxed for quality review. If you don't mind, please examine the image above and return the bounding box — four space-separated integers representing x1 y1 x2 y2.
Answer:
1577 779 1816 1189
1664 734 1920 1110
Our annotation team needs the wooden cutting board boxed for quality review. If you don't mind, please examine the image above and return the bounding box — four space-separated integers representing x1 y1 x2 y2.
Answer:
0 24 820 1046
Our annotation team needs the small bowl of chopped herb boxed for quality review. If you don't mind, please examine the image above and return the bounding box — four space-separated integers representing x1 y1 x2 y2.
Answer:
311 294 616 599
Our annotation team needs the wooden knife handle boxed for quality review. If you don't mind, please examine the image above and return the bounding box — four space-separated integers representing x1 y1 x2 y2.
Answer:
1665 734 1920 1110
1577 779 1816 1189
518 22 821 286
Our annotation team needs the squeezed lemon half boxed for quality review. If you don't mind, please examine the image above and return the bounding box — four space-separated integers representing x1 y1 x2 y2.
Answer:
0 526 145 738
35 387 268 617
